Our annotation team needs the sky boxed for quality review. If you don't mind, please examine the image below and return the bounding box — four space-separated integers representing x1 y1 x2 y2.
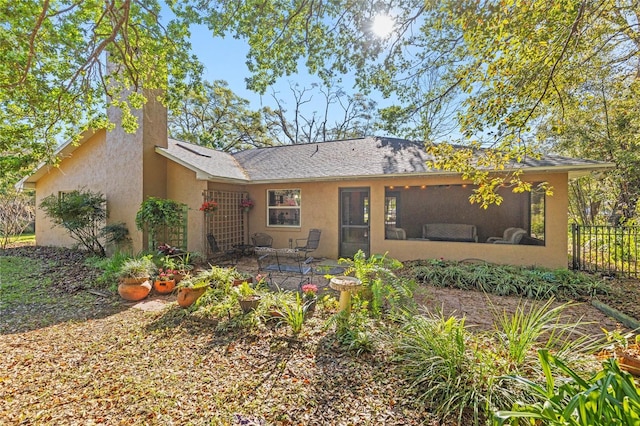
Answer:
186 22 394 134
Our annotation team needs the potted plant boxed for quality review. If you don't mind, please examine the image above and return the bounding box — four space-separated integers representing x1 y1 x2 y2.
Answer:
117 256 157 301
235 281 261 313
598 328 640 376
199 200 218 214
239 198 254 213
232 270 253 286
176 276 210 308
301 283 318 317
154 268 177 294
135 197 186 250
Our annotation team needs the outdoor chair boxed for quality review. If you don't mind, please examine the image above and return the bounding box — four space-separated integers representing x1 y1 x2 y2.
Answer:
493 229 527 245
206 233 237 265
295 228 321 258
486 227 525 244
251 232 273 248
386 227 406 240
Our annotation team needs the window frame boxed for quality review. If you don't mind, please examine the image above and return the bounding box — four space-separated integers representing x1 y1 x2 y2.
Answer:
267 189 301 228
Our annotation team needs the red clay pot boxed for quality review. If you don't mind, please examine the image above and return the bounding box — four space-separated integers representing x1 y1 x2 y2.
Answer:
177 287 206 308
154 279 176 294
118 278 152 301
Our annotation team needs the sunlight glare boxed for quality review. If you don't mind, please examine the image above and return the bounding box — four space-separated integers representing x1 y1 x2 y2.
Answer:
372 14 394 38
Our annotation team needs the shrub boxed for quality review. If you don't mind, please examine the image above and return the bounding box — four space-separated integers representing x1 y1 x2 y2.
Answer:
135 197 186 250
494 350 640 425
412 260 607 301
393 299 600 425
394 313 512 425
39 188 107 255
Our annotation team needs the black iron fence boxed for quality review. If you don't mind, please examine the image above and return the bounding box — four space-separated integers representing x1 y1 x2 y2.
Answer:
571 224 640 278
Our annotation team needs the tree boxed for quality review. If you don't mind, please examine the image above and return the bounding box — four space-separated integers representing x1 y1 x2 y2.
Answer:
0 190 35 249
0 0 202 186
39 189 108 256
168 80 272 151
262 81 377 144
6 1 639 206
539 77 640 223
203 0 639 205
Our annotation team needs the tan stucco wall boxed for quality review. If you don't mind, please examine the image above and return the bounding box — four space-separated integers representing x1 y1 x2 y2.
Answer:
166 161 208 253
103 92 168 252
34 93 170 253
245 172 569 269
34 130 108 248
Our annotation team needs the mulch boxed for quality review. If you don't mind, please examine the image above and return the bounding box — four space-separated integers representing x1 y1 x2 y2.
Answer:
1 245 637 424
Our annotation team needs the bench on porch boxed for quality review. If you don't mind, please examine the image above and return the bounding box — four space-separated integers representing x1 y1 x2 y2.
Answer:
422 223 478 242
255 247 314 289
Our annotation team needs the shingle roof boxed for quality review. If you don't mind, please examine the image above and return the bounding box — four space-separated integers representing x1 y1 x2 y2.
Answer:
156 136 613 183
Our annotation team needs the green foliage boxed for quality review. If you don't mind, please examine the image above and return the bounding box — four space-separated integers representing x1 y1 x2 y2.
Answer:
202 1 638 205
0 1 203 184
235 280 257 299
339 250 415 319
117 255 157 279
413 260 607 301
102 222 131 253
494 350 640 426
39 189 107 256
492 298 600 369
393 298 604 425
135 197 186 249
86 251 131 290
324 300 377 356
275 293 306 335
168 80 271 151
394 313 512 425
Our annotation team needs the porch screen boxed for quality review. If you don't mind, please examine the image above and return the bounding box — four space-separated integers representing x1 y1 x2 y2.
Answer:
383 184 545 244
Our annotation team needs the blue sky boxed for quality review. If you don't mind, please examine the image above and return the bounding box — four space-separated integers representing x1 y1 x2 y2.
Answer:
187 23 392 131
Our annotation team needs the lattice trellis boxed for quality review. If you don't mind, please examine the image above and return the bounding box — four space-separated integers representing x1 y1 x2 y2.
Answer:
204 190 248 255
147 205 188 251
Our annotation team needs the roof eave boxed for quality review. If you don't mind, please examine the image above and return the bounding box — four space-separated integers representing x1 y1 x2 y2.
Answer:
16 128 99 189
155 146 250 184
240 163 616 185
512 163 616 178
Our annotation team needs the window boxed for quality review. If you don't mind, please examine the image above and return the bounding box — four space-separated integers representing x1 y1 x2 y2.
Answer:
267 189 301 227
385 192 399 227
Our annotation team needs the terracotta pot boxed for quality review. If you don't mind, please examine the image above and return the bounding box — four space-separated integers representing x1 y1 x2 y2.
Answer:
177 287 206 308
118 277 152 301
233 277 253 286
239 295 261 313
617 346 640 376
154 279 176 294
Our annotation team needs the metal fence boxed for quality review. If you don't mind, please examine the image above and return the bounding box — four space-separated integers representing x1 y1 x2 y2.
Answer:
571 224 640 277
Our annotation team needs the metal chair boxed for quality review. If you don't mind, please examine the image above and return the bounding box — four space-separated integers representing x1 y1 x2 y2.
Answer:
251 232 273 248
206 233 237 265
295 228 321 258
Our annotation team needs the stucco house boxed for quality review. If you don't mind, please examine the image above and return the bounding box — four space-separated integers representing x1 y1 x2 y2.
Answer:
20 97 613 269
